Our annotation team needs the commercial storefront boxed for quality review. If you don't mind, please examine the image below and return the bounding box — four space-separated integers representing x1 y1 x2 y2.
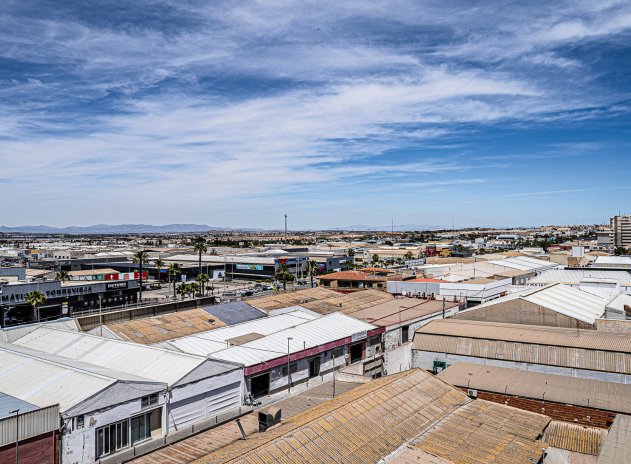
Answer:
0 279 139 326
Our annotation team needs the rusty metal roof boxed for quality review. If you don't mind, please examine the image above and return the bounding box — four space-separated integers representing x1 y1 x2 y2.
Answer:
543 421 607 456
438 363 631 414
413 400 549 464
106 308 226 344
192 369 549 464
416 319 631 353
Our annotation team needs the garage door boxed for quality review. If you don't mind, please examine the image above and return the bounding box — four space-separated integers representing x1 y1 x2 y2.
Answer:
169 382 241 432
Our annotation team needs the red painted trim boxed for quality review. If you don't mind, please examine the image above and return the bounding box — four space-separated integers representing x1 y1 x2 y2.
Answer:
244 328 385 376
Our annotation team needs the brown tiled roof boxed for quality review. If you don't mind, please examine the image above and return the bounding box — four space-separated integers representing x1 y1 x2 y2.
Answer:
317 270 386 281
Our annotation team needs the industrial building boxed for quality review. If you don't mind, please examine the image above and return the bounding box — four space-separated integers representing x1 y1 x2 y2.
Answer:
0 397 59 464
0 343 166 463
593 255 631 270
453 283 613 328
317 269 407 292
5 327 245 461
194 368 552 464
528 269 631 295
438 363 631 428
388 276 511 306
157 309 381 398
413 319 631 383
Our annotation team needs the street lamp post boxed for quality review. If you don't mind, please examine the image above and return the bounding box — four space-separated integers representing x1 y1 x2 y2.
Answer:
9 409 18 464
287 337 293 393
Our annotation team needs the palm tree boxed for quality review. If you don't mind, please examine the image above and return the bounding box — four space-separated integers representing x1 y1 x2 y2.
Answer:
133 250 149 303
55 270 70 282
167 263 182 299
189 282 200 297
154 259 165 283
307 261 318 288
24 290 46 323
196 273 209 297
176 283 189 299
192 237 207 276
274 263 295 292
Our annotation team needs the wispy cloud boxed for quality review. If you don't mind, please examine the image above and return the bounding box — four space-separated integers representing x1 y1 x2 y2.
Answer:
1 0 631 227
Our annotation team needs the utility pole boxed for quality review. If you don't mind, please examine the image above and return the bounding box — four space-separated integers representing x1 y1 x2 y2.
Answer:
287 336 293 393
10 409 18 464
284 214 288 244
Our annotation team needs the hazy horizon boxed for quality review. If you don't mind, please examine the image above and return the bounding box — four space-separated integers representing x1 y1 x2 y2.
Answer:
2 1 631 228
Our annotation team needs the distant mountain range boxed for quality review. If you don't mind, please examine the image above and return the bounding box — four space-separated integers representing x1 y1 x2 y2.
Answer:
337 224 445 232
0 224 230 234
0 223 445 234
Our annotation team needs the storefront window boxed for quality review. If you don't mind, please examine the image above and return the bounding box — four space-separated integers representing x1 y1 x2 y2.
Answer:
95 419 129 458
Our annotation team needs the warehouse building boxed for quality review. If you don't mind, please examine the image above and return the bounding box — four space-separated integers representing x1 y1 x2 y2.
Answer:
0 396 59 464
438 363 631 428
528 268 631 294
157 309 382 398
194 368 551 464
9 327 245 440
413 319 631 383
453 283 611 329
0 343 166 463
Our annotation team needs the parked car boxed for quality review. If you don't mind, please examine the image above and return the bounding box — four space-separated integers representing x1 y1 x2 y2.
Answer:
223 291 237 297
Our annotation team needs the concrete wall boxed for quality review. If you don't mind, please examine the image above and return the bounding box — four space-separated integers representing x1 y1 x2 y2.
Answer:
412 350 631 384
453 299 594 329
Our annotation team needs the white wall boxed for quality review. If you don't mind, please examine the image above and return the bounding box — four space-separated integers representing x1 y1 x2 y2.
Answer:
440 278 511 303
62 395 166 464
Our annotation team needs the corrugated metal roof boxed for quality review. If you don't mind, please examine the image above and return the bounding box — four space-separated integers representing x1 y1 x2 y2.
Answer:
489 256 559 272
414 400 549 464
192 369 549 464
596 414 631 464
193 369 470 464
529 269 631 286
158 310 319 356
543 421 606 456
521 284 607 324
344 298 459 328
203 301 267 325
0 393 37 419
438 363 631 414
161 311 376 366
0 344 163 412
11 326 227 386
416 319 631 353
595 256 631 265
106 308 227 344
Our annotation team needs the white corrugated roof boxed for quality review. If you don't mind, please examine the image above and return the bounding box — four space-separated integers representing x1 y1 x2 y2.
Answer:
473 283 606 324
595 256 631 265
157 310 319 356
11 326 214 385
529 269 631 286
162 312 376 366
488 256 559 272
0 344 163 412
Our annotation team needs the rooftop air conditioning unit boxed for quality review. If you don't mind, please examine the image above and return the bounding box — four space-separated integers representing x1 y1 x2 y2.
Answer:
468 389 477 398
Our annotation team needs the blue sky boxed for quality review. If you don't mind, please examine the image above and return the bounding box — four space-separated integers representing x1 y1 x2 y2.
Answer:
1 0 631 229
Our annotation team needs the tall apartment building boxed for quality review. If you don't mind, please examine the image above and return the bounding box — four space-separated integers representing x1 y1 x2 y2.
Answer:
611 215 631 247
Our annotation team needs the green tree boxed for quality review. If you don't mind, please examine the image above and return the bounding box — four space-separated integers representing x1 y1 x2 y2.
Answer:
307 260 318 288
167 263 182 299
192 237 208 276
24 290 46 322
372 254 380 264
196 273 209 296
154 259 165 283
274 263 295 292
404 251 414 260
189 282 200 297
347 248 355 257
176 283 189 299
133 250 149 303
55 270 70 282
